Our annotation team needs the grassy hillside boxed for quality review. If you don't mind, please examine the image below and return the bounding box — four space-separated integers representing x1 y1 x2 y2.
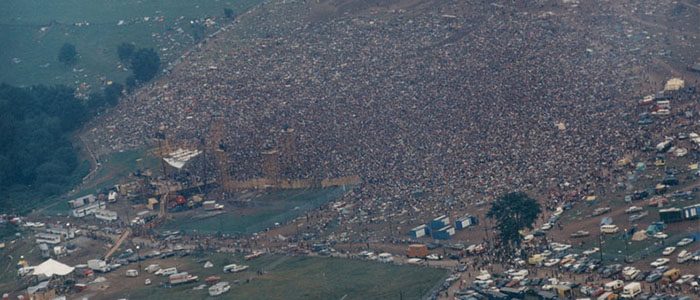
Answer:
0 0 263 89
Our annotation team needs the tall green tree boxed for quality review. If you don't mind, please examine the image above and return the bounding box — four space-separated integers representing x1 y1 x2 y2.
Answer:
224 8 236 19
104 82 124 106
131 48 161 82
58 43 78 66
486 192 542 247
117 42 136 62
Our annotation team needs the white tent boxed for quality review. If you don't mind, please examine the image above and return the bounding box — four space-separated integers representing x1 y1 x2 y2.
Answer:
31 259 74 277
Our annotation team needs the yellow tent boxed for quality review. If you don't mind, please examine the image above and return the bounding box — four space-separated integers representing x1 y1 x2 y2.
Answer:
147 198 159 210
617 157 631 166
664 78 684 91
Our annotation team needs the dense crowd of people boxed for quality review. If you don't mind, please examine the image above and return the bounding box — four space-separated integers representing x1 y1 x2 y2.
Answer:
84 0 693 237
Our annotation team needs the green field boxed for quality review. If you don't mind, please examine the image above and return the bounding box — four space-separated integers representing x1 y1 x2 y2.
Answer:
0 0 262 89
40 147 160 215
113 254 447 300
161 187 349 235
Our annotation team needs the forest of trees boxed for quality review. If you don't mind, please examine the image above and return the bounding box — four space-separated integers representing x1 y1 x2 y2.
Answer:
0 84 86 193
0 83 122 211
0 41 159 212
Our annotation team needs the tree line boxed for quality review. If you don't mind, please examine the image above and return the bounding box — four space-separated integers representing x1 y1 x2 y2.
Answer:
1 7 241 212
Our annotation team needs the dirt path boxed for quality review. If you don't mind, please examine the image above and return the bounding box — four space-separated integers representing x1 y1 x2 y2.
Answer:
105 228 132 259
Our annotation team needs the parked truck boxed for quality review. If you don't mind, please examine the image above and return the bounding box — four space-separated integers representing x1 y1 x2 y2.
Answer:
87 259 110 273
406 244 428 258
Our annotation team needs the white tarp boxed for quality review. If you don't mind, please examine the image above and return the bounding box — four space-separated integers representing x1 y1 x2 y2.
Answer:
31 259 74 277
163 148 202 169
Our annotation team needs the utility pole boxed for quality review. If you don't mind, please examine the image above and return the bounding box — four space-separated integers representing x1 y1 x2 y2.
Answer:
598 234 604 262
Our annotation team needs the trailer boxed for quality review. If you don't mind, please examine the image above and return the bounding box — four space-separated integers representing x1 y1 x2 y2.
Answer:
432 226 455 240
683 204 699 220
455 215 478 229
659 208 683 223
430 215 450 230
169 272 198 285
409 225 429 239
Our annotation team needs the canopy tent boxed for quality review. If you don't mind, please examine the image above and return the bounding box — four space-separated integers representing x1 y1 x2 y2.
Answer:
31 259 74 277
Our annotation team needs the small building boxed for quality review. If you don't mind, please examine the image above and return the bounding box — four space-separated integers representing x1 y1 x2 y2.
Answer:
71 201 105 218
108 191 118 203
44 227 74 239
95 209 118 222
35 233 61 245
432 226 455 240
683 204 699 220
68 194 96 209
455 215 478 229
409 225 429 239
39 243 50 258
430 215 450 230
53 246 65 256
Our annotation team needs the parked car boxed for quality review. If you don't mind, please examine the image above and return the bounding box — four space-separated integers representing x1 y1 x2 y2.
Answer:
677 238 694 247
662 247 676 256
646 272 662 283
583 247 600 256
650 258 670 267
625 206 643 214
653 232 668 239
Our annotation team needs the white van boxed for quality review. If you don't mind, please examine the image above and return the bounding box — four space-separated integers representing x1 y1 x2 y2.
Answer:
604 279 623 292
378 253 394 263
600 225 619 234
620 282 641 298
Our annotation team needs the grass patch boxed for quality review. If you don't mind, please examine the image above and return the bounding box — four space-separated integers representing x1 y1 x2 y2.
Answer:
0 0 264 88
41 148 159 215
161 187 349 235
114 255 447 300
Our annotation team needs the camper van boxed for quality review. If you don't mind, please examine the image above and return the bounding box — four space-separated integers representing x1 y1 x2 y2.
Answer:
604 280 624 292
620 282 641 298
600 225 619 234
662 268 681 284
